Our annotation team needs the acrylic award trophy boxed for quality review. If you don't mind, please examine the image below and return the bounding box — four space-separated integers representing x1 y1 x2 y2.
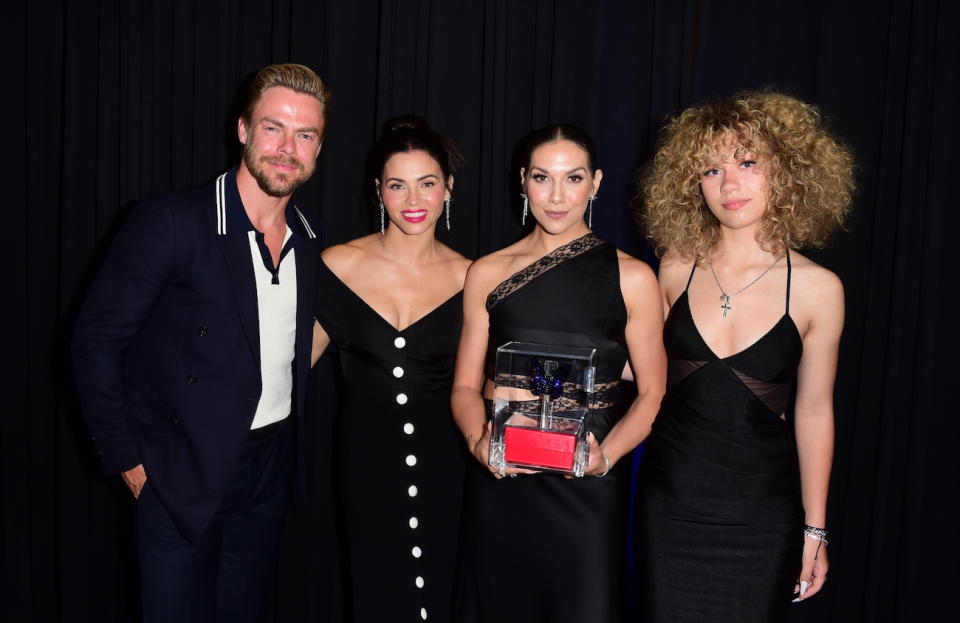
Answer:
488 341 596 477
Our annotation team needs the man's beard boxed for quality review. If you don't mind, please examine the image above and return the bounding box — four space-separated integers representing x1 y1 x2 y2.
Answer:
243 145 314 198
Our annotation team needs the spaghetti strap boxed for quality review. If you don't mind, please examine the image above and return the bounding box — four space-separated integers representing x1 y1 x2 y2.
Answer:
685 262 697 291
785 250 792 314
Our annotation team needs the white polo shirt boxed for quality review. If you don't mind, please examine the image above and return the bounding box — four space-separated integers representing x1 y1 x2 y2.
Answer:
215 168 317 431
248 227 297 429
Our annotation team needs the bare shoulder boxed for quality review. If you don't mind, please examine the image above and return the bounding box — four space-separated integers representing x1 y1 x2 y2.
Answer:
789 252 844 337
789 251 844 303
615 249 657 287
320 234 379 273
657 251 695 292
436 243 473 283
464 249 513 294
614 250 660 318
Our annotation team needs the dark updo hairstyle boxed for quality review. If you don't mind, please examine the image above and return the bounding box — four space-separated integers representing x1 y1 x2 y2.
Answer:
368 115 464 185
520 123 599 174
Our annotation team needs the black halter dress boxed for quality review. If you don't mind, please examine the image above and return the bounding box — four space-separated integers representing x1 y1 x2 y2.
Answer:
634 252 804 622
456 233 631 623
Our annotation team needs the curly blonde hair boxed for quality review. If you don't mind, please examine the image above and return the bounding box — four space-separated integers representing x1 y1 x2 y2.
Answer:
638 91 855 260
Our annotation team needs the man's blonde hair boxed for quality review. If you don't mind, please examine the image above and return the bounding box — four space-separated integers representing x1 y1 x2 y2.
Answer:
241 63 329 123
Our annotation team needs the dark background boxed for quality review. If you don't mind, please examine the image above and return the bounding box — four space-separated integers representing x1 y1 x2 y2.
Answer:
5 0 958 621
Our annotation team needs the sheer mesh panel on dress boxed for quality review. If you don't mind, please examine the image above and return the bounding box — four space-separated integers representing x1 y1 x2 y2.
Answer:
668 359 708 390
729 367 792 416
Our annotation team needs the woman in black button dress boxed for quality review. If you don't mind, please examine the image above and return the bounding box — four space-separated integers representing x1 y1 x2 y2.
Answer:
311 117 471 622
634 91 855 622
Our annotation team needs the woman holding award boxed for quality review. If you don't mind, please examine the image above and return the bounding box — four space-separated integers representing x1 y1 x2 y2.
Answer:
451 124 666 622
634 91 854 621
311 116 471 623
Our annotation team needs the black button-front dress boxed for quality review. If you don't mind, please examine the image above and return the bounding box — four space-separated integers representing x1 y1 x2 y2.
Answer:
315 259 468 623
635 251 805 622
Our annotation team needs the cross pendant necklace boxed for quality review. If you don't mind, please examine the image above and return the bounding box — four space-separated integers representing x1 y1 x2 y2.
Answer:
720 294 732 317
708 256 781 318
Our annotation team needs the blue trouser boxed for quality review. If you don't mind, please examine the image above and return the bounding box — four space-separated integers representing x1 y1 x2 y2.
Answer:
137 421 293 623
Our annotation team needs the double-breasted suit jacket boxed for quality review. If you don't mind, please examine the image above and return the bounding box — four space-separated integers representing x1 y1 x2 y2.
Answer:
73 168 319 543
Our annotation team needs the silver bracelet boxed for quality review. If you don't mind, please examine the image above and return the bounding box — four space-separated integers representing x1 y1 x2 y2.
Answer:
803 524 829 545
597 453 611 477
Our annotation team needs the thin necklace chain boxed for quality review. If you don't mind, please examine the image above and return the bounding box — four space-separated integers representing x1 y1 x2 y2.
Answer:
708 256 781 317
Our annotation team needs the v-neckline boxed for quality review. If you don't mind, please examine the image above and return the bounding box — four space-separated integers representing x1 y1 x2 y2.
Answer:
680 290 800 361
320 259 462 334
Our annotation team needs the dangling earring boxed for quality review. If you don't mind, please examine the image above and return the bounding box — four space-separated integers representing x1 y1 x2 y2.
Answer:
444 197 451 231
521 194 528 227
379 201 385 235
587 195 596 229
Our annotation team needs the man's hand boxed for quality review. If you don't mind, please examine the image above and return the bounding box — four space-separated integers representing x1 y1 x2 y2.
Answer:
122 464 147 499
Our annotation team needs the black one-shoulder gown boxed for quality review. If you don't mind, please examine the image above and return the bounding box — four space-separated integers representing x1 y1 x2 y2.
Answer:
456 233 631 623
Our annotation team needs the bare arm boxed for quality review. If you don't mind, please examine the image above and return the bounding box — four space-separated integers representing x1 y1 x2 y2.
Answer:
592 255 667 472
450 261 495 464
450 259 537 477
792 269 844 599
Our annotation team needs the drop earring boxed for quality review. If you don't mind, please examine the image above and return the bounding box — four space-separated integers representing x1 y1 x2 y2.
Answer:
379 201 385 235
521 193 528 227
587 195 596 229
444 197 451 231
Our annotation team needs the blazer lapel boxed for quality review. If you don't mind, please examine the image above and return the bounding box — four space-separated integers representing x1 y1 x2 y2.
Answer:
292 207 319 395
218 231 261 366
210 170 260 366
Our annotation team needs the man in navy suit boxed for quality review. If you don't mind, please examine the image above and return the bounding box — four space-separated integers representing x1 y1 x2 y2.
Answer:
73 63 328 622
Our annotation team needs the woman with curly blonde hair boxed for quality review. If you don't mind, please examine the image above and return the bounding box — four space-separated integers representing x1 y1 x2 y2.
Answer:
633 91 854 622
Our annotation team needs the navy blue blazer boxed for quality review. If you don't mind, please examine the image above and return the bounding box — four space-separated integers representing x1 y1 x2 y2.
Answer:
72 168 319 542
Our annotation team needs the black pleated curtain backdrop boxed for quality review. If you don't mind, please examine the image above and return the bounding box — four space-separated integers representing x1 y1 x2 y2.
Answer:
5 1 958 621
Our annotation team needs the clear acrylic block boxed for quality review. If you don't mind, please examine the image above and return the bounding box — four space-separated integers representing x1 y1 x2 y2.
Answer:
489 341 596 477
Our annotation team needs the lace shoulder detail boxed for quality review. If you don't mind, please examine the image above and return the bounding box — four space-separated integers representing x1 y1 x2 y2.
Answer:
485 233 604 311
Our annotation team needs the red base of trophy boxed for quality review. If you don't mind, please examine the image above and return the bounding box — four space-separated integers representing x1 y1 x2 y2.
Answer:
503 426 576 471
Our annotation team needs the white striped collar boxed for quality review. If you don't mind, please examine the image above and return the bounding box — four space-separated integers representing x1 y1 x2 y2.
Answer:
215 172 228 235
214 169 316 239
292 205 316 239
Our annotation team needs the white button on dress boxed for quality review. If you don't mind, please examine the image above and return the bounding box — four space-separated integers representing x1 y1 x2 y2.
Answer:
394 336 406 348
411 546 422 558
396 393 408 405
409 516 419 529
421 607 428 620
415 576 425 588
403 422 415 435
393 366 404 378
408 485 418 497
405 454 417 467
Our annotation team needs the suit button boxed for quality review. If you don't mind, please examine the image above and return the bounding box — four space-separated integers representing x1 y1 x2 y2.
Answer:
197 325 209 337
186 375 197 384
171 417 180 425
